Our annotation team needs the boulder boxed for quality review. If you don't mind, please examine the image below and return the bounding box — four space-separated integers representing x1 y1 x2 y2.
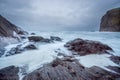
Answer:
50 36 62 41
31 33 36 35
28 36 62 43
64 38 113 56
28 36 44 42
0 66 19 80
23 58 120 80
28 36 53 43
100 8 120 31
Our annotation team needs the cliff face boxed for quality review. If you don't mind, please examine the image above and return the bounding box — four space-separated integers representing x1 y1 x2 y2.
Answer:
0 15 26 37
100 8 120 31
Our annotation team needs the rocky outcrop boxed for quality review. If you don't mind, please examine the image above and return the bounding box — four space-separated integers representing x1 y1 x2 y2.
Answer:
100 8 120 31
4 43 37 57
0 15 27 37
28 36 44 42
23 58 120 80
28 36 62 43
64 38 113 56
50 36 62 41
110 56 120 65
0 66 19 80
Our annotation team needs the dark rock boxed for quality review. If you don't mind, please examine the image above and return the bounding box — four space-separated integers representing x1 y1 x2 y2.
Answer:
0 66 19 80
0 15 27 37
5 44 37 57
50 36 62 41
28 36 62 43
0 48 5 57
24 44 37 50
28 36 52 43
107 66 120 74
31 33 36 35
20 35 27 39
28 36 44 42
41 38 52 43
64 38 113 56
110 56 120 65
6 45 24 56
23 58 120 80
100 7 120 31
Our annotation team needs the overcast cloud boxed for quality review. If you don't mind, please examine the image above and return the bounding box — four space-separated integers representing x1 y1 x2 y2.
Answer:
0 0 120 31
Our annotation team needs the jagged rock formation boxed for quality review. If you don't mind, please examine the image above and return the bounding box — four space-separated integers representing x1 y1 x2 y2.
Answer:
0 15 27 37
64 38 113 56
100 8 120 31
23 58 120 80
0 66 19 80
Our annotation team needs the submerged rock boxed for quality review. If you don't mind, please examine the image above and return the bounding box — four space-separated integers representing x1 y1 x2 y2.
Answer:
100 8 120 31
31 33 36 35
0 66 19 80
110 56 120 65
64 38 113 56
23 58 120 80
24 44 37 50
0 48 5 57
50 36 62 41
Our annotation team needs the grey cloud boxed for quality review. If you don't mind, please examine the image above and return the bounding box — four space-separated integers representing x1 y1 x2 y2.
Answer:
0 0 120 31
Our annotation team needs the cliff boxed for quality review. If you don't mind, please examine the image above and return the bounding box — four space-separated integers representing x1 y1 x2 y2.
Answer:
100 8 120 31
0 15 26 37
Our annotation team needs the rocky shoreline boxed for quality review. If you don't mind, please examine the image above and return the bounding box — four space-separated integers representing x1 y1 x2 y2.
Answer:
0 7 120 80
0 37 120 80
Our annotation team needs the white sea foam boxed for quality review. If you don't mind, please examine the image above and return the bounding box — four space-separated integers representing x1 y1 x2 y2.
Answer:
0 31 120 79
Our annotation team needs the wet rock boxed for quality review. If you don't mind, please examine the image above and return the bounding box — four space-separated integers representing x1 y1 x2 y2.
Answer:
41 38 52 43
28 36 62 43
28 36 44 42
0 48 5 57
50 36 62 41
0 66 19 80
31 33 36 35
6 45 24 56
110 56 120 65
107 66 120 74
64 38 113 56
5 44 37 57
24 44 37 50
23 58 120 80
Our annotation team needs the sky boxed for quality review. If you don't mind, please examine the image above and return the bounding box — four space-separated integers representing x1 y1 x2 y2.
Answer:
0 0 120 31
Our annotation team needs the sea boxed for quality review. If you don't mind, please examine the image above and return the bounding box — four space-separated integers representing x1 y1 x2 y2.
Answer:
0 31 120 79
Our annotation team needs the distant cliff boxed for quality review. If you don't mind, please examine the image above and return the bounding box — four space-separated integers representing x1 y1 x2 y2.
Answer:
100 8 120 31
0 15 27 37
